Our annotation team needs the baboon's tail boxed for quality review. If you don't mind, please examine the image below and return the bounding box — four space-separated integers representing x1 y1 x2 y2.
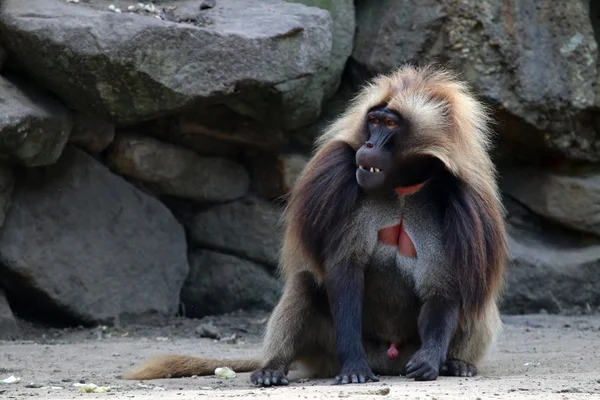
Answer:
121 354 261 380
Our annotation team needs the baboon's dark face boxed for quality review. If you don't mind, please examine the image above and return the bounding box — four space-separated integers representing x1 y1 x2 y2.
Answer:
355 105 442 196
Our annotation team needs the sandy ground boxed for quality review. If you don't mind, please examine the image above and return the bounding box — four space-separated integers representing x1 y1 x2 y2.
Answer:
1 312 599 400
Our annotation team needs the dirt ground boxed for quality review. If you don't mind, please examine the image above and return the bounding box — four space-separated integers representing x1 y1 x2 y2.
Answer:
1 311 599 400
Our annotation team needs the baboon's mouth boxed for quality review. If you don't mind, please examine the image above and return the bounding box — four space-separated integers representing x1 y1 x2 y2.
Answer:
358 165 383 173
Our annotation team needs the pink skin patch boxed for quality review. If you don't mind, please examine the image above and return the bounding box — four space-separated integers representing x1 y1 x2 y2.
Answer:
378 181 428 358
377 181 426 258
377 221 416 258
387 343 399 360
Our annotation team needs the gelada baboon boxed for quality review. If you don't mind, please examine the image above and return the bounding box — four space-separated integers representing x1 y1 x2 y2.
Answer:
122 64 508 387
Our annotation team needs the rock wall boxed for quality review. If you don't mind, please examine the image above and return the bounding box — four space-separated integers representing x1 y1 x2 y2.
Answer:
0 0 598 333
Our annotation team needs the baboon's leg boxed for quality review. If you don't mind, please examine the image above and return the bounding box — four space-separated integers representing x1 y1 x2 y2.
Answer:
251 271 326 386
405 298 459 381
442 302 502 377
325 261 379 385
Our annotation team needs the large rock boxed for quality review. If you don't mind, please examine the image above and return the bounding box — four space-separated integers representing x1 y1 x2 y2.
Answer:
353 0 445 75
181 249 281 318
0 289 19 340
289 73 359 149
227 0 355 130
107 133 250 203
68 113 115 153
503 224 600 314
131 116 244 157
189 197 282 269
353 0 599 161
502 165 600 237
177 105 287 150
285 0 355 100
247 152 308 200
0 75 71 166
0 0 332 125
0 146 189 325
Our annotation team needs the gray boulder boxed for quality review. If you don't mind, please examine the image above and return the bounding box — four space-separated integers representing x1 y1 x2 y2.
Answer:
290 74 358 149
226 0 355 130
0 0 333 125
189 197 282 269
502 223 600 315
0 75 71 166
247 152 308 200
0 289 19 340
353 0 599 161
353 0 445 75
107 133 250 203
181 249 281 318
177 106 287 150
68 113 115 153
133 116 244 157
502 165 600 237
0 147 188 325
285 0 355 101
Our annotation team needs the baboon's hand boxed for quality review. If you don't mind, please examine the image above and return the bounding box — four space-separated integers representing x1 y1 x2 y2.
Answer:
250 367 289 387
332 359 379 385
405 349 441 381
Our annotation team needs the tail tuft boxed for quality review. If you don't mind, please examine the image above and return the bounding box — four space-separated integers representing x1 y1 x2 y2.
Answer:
121 354 261 380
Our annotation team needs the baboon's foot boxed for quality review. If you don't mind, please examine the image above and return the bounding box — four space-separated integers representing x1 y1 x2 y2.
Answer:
440 358 477 377
250 366 289 387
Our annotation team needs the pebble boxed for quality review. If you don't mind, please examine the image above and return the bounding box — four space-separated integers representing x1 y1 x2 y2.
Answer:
200 0 216 10
195 322 221 339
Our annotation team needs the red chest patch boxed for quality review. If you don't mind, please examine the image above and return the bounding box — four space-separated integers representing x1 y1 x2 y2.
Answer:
378 221 416 257
376 182 426 258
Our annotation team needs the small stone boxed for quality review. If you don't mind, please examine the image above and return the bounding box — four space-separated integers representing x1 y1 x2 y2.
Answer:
219 333 238 344
25 383 43 389
195 322 220 339
200 0 216 10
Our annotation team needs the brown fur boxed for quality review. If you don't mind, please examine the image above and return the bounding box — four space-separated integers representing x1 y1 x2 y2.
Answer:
122 355 260 380
121 64 507 384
